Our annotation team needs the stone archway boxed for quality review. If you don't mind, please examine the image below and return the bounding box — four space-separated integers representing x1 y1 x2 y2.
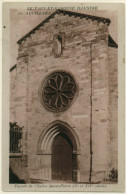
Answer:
36 120 81 182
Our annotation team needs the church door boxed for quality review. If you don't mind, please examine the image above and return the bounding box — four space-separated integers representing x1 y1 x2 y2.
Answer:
52 133 73 181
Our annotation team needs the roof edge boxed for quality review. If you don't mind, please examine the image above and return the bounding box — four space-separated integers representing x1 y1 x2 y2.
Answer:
108 35 118 48
10 64 17 72
17 9 111 45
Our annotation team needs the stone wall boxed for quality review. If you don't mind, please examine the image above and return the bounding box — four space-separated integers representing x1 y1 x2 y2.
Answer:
10 12 117 183
10 68 17 122
108 47 118 170
91 40 110 182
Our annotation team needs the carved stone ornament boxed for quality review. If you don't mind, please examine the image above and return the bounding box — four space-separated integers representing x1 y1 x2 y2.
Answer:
52 35 62 58
42 72 76 112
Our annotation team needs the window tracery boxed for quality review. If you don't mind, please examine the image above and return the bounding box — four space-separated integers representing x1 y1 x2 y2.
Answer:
42 72 76 112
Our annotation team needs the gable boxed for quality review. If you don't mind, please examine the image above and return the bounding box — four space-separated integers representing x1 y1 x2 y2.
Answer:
17 9 111 45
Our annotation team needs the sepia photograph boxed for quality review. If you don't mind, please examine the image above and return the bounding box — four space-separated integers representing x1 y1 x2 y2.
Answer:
2 1 125 192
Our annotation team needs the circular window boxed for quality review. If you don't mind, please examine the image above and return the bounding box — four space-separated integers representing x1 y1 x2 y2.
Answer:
42 71 76 112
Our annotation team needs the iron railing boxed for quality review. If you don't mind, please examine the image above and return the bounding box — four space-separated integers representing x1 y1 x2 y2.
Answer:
9 122 23 153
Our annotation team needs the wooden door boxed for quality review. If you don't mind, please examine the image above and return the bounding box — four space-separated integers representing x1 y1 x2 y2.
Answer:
52 133 73 181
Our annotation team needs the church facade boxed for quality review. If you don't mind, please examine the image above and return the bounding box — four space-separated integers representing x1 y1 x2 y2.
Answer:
10 10 118 183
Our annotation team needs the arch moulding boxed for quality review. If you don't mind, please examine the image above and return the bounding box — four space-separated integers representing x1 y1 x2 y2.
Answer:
36 120 81 155
36 120 81 182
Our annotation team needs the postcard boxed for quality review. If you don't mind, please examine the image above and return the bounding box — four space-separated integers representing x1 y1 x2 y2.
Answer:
2 1 125 192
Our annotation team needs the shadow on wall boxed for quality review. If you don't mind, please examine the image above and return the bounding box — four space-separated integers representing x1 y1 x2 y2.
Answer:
9 167 26 184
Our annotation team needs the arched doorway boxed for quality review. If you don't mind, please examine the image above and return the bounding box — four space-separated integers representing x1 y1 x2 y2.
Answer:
52 133 73 181
36 120 81 182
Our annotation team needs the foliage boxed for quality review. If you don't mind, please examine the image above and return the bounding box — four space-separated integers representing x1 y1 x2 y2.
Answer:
105 168 118 182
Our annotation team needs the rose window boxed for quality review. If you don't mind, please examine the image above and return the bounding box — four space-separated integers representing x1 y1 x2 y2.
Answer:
42 72 76 112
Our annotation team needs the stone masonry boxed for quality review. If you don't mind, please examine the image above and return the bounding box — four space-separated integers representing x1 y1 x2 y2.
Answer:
10 10 118 183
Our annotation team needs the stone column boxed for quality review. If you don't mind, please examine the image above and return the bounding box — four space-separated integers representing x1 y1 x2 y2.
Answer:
72 153 80 182
40 154 52 180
